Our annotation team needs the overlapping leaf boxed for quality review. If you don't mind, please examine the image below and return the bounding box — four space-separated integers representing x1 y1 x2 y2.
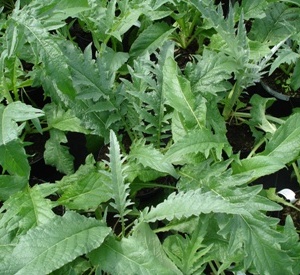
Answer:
2 211 111 275
89 223 181 275
129 139 178 178
0 185 55 236
163 57 204 129
165 128 227 163
57 155 112 210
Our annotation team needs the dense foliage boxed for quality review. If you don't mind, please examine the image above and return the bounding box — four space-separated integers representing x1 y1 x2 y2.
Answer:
0 0 300 274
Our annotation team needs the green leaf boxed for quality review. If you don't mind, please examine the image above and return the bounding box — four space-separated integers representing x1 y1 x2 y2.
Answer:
231 155 285 182
291 58 300 91
100 46 129 72
0 102 44 145
3 211 111 275
162 57 203 129
0 140 30 178
185 50 234 95
234 0 268 20
249 94 277 134
62 44 113 101
108 5 142 42
0 185 55 236
165 129 226 163
269 47 300 75
44 103 89 134
44 129 74 175
163 218 212 275
130 22 174 57
219 214 295 275
59 43 122 140
107 130 133 221
143 189 248 223
261 113 300 163
129 139 178 178
0 175 27 201
248 3 300 44
35 0 90 30
89 222 182 275
51 257 91 275
57 156 111 210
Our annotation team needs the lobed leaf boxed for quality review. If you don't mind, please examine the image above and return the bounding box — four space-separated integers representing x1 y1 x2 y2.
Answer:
0 185 55 236
163 57 203 129
248 2 300 44
261 113 300 163
89 223 181 275
107 130 133 219
0 139 30 178
163 218 212 275
57 156 112 210
0 102 44 145
3 211 111 275
44 129 74 175
219 214 295 275
44 103 89 134
165 128 226 163
129 139 178 178
143 189 247 223
0 175 27 201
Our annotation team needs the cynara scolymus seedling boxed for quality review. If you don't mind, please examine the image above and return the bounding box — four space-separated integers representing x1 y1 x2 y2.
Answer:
0 1 300 275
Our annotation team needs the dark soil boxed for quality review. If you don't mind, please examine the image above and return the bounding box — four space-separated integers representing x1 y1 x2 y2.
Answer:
280 196 300 232
226 123 255 157
262 69 300 98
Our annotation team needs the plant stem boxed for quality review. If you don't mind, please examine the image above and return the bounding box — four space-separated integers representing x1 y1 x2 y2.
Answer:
233 111 285 125
208 261 218 275
222 81 243 120
247 137 266 158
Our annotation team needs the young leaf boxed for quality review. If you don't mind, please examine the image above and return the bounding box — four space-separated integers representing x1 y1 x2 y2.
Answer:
3 211 111 275
89 222 182 275
44 129 74 175
107 130 133 232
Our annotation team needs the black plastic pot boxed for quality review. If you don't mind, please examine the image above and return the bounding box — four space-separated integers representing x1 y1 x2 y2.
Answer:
252 166 299 193
260 80 300 116
247 82 296 117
